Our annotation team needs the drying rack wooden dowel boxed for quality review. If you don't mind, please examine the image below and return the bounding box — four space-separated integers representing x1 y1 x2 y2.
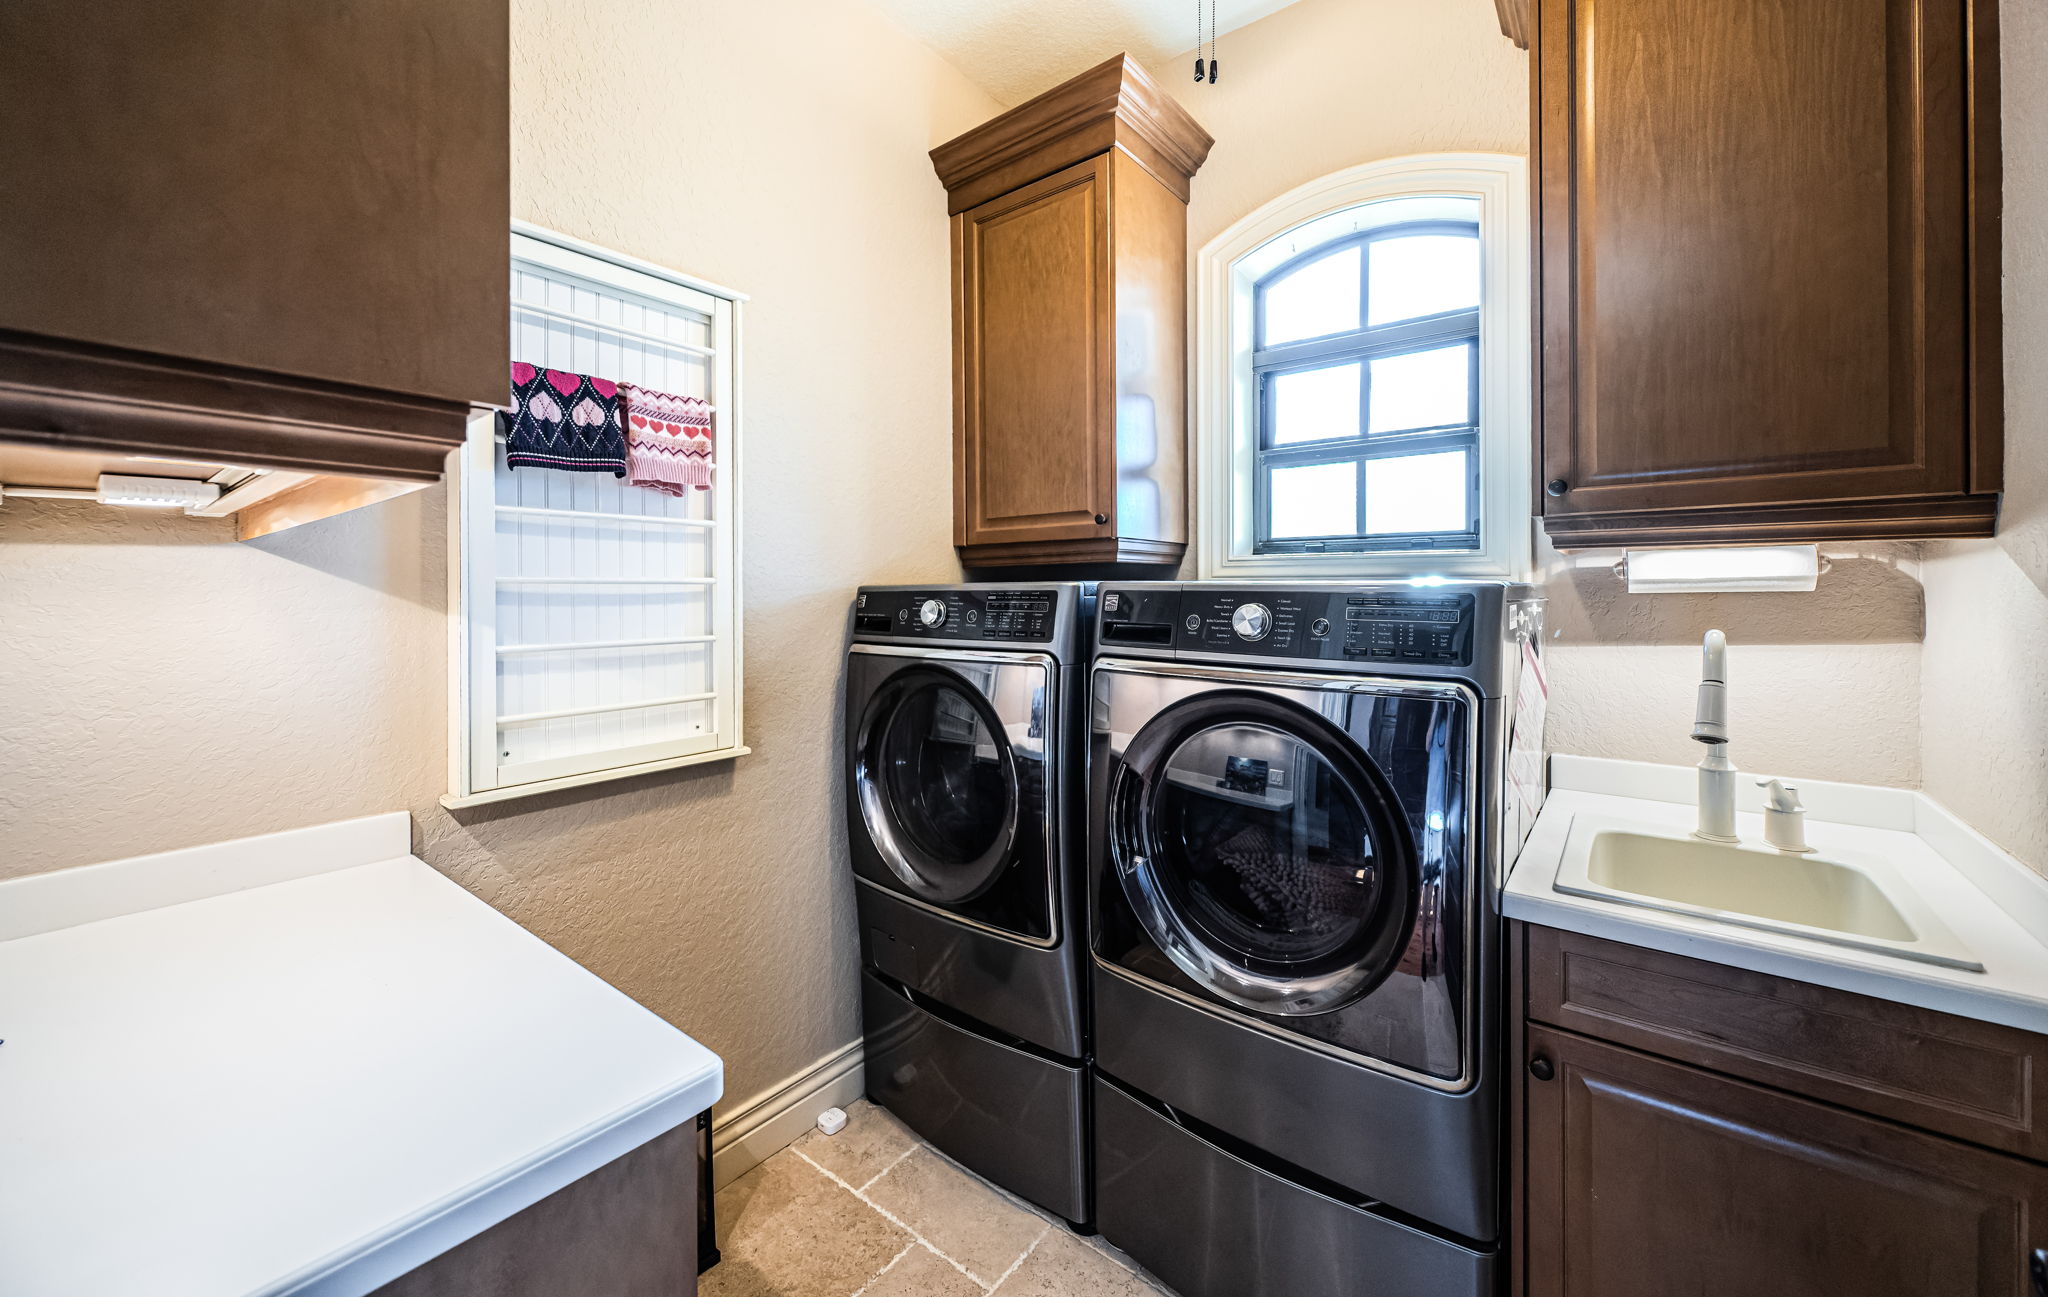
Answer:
498 691 719 726
512 299 716 357
495 504 715 528
494 575 717 586
497 635 717 656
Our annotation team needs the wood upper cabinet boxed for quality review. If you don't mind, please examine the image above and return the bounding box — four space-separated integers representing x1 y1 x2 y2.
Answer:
933 55 1212 567
0 0 508 483
1533 0 2002 547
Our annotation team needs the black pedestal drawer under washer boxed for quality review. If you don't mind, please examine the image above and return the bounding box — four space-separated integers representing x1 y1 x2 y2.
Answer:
844 583 1094 1226
1088 581 1544 1297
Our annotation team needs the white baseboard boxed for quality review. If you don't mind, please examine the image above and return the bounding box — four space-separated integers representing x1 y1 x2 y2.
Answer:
709 1039 865 1189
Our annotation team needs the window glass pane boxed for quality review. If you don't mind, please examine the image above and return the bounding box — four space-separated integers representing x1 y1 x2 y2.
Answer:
1270 363 1361 445
1368 344 1470 434
1367 234 1480 326
1364 450 1469 535
1261 245 1361 346
1269 461 1358 538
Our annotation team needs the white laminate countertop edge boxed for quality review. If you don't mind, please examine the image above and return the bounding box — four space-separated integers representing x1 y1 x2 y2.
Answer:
1509 760 2048 1035
0 819 724 1297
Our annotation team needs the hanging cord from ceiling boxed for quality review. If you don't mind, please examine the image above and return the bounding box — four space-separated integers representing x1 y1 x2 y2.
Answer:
1194 0 1218 83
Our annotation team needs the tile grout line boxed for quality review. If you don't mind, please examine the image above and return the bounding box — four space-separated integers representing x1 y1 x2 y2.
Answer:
854 1141 923 1194
849 1241 918 1297
792 1145 1001 1290
983 1223 1051 1295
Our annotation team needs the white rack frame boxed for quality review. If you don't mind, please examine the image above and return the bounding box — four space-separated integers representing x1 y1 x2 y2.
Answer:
443 223 749 809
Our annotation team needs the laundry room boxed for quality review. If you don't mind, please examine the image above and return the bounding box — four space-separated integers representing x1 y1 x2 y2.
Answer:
0 0 2042 1294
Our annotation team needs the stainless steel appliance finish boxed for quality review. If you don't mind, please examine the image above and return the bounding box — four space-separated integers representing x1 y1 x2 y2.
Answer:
1088 580 1541 1296
846 583 1095 1225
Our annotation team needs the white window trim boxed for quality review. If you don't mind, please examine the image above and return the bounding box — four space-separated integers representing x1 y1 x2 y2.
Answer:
1194 152 1533 580
442 222 749 810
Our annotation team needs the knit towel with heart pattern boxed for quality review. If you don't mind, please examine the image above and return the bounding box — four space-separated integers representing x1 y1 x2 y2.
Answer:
502 363 626 476
619 382 715 496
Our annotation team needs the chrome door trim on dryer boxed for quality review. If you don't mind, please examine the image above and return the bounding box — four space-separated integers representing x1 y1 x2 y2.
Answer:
849 642 1062 950
1090 656 1483 1094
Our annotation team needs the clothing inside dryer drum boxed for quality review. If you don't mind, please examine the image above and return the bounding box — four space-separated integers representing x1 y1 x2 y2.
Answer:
880 682 1011 867
1148 722 1387 974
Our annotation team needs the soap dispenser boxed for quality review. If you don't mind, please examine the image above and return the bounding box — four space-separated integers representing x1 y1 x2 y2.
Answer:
1756 779 1815 853
1691 630 1739 843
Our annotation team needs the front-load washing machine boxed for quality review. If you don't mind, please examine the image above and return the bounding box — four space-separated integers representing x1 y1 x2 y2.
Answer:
1088 581 1543 1297
845 583 1094 1225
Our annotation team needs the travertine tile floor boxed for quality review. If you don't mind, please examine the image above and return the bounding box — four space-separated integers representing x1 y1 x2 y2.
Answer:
703 1101 1179 1297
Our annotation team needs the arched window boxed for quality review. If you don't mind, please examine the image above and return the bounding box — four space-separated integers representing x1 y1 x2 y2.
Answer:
1195 155 1531 578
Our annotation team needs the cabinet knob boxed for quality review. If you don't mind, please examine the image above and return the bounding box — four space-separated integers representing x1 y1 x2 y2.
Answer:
1528 1054 1556 1082
1545 479 1569 498
1094 513 1108 526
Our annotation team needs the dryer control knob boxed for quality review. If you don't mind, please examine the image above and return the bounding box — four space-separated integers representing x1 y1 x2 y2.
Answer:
918 598 947 628
1231 602 1272 641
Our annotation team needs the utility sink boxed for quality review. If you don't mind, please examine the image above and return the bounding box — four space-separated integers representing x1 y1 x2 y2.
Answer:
1553 818 1984 972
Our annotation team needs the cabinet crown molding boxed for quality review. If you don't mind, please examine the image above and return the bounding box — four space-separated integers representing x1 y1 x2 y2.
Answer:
930 53 1214 215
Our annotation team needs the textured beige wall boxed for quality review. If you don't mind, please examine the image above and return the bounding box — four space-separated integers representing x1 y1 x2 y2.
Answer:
1164 0 1926 786
1918 0 2048 873
0 0 998 1111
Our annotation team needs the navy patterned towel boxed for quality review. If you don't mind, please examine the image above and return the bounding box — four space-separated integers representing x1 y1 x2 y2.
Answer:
502 363 626 475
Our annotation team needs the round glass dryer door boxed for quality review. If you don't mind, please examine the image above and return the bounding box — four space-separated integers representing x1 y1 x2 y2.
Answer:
857 668 1019 904
1114 698 1418 1016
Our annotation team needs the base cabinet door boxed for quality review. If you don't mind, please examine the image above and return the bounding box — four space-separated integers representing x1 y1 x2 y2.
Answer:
1524 1026 2048 1297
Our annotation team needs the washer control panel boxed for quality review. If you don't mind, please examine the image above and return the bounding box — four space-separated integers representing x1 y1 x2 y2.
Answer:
1102 586 1477 668
854 588 1059 642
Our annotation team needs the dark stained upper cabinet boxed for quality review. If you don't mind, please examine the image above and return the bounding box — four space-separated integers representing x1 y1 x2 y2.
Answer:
1533 0 2002 548
932 55 1213 568
0 0 508 483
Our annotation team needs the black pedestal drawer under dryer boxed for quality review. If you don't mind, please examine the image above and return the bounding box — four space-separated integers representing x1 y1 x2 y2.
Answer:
844 582 1094 1226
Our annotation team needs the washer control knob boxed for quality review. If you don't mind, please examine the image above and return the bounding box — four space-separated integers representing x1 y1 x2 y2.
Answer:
1231 602 1272 641
918 598 947 628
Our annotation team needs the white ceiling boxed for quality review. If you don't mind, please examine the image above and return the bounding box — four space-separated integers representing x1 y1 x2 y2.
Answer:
870 0 1309 105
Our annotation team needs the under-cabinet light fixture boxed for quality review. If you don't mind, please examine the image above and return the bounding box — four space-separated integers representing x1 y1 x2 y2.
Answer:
1621 544 1822 594
0 474 221 512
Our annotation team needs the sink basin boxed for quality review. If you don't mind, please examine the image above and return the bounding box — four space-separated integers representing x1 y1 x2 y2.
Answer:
1553 818 1983 972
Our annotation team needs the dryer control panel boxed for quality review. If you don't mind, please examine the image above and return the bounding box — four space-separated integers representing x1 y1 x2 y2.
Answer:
1100 586 1477 668
853 588 1059 643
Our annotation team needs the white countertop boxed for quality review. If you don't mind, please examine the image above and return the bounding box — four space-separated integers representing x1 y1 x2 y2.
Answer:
0 814 723 1297
1507 756 2048 1034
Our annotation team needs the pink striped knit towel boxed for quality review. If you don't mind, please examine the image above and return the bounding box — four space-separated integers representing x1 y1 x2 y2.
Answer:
619 382 715 496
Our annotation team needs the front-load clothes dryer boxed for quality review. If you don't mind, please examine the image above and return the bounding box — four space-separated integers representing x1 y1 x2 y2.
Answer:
846 583 1094 1226
1088 581 1544 1297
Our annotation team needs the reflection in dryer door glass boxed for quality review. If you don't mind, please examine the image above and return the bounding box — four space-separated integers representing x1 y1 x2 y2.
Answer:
1149 724 1388 975
881 685 1011 868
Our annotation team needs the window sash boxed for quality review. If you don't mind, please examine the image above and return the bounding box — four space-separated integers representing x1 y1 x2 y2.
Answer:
1253 323 1480 552
1247 218 1485 555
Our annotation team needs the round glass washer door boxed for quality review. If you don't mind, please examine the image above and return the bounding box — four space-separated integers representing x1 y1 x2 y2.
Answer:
856 667 1020 904
1113 694 1418 1016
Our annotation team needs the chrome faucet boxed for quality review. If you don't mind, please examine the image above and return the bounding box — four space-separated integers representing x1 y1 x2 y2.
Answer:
1692 630 1738 842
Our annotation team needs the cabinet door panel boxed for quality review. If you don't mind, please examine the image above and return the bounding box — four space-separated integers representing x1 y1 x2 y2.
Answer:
1538 0 1974 520
1525 1026 2047 1297
0 0 507 410
955 157 1114 548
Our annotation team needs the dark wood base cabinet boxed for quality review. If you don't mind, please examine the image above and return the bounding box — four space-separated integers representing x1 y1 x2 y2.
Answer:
1512 924 2048 1297
369 1124 699 1297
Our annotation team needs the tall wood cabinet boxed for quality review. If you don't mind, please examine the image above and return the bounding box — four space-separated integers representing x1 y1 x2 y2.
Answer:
932 55 1212 567
0 0 507 484
1532 0 2002 548
1514 925 2048 1296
